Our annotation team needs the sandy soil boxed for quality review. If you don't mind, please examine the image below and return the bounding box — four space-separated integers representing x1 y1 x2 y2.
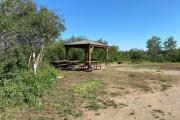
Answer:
79 86 180 120
78 64 180 120
116 66 180 76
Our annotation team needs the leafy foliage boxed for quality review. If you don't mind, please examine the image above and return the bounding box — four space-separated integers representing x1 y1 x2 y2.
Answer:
65 36 86 60
129 49 144 63
164 36 177 50
0 0 65 77
57 80 104 117
146 36 162 61
43 35 180 64
44 40 66 63
108 46 120 62
163 36 177 62
0 65 58 108
91 39 107 62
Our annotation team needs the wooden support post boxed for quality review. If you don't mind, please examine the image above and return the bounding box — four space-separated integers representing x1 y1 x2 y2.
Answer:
88 46 94 63
90 46 94 53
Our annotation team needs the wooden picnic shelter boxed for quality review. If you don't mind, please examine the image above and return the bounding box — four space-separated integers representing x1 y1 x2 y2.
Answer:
64 40 109 66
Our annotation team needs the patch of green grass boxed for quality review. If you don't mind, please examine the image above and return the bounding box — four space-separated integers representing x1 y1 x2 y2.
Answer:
68 80 104 96
109 92 121 97
84 100 101 110
161 84 172 91
102 100 118 108
119 103 128 108
159 79 168 83
0 66 58 108
36 116 55 120
135 84 151 91
55 96 76 117
3 63 178 119
56 80 104 118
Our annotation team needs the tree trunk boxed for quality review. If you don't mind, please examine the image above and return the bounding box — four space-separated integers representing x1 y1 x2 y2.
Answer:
32 52 37 75
32 45 44 75
28 53 32 68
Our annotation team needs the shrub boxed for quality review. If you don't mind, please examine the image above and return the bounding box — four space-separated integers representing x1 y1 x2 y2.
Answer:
0 65 58 108
57 80 104 117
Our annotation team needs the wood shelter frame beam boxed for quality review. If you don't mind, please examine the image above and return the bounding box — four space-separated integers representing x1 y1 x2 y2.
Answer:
65 44 108 66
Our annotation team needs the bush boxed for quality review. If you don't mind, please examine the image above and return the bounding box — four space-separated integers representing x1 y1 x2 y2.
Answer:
0 65 58 108
129 49 144 63
57 80 104 117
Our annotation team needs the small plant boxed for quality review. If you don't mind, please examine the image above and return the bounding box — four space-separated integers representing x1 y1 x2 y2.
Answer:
109 92 121 97
119 103 128 108
129 74 136 77
95 112 100 116
152 109 165 117
161 84 172 91
135 84 151 91
128 109 135 116
85 100 101 110
56 80 104 118
102 100 118 108
0 65 58 108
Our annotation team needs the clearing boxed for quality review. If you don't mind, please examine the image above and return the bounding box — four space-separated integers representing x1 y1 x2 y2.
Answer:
2 63 180 120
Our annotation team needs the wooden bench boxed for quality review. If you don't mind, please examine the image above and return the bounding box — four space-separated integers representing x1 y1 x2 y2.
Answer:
131 59 142 64
117 61 123 64
94 65 101 70
52 60 69 69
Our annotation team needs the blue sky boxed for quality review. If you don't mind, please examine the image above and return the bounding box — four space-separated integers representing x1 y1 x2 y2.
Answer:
36 0 180 50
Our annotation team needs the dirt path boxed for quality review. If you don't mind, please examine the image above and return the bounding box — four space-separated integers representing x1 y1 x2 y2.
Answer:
116 66 180 76
78 64 180 120
79 86 180 120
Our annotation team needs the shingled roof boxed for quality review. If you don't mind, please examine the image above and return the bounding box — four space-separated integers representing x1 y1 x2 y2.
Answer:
64 40 108 47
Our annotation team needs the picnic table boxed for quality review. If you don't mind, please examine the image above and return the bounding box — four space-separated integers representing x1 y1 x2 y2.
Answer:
67 60 79 70
52 60 69 69
52 60 80 70
52 60 101 72
84 61 101 71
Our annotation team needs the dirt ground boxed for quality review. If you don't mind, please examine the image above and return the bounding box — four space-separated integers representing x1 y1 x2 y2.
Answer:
77 63 180 120
4 63 180 120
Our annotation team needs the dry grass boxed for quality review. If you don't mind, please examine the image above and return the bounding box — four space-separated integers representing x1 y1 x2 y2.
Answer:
131 62 180 71
1 63 179 120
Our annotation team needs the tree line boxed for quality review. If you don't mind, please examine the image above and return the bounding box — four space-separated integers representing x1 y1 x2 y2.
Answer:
0 0 180 78
0 0 179 109
46 36 180 64
1 0 179 79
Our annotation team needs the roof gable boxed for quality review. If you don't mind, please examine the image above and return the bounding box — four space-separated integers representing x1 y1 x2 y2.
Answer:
65 40 108 47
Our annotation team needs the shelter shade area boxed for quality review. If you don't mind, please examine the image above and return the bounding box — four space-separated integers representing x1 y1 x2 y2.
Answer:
64 40 109 66
52 40 109 72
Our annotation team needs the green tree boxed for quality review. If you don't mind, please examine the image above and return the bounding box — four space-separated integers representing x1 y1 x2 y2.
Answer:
146 36 162 61
117 50 130 61
44 40 66 63
65 36 85 60
177 48 180 62
163 36 177 62
164 36 177 50
0 0 27 77
109 46 120 62
92 39 108 62
129 49 144 63
0 0 65 75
